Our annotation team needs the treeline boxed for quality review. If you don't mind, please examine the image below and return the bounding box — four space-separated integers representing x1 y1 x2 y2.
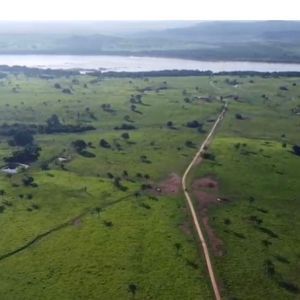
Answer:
1 65 300 78
0 115 95 137
0 65 80 77
91 70 300 78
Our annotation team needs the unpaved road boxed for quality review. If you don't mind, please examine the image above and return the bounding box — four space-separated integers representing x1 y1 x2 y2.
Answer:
182 102 227 300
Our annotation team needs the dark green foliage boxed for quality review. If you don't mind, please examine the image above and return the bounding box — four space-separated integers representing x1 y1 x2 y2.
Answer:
79 150 96 158
141 183 152 190
44 114 95 134
278 281 299 294
103 220 113 227
72 140 87 153
128 283 137 296
54 83 61 89
107 172 114 179
113 177 128 191
224 218 231 225
235 113 244 120
114 123 136 130
40 162 50 170
13 130 34 146
201 152 215 160
22 176 34 187
121 132 130 140
62 88 72 94
186 120 202 128
257 226 279 238
292 145 300 156
99 139 111 148
185 140 196 148
5 144 41 164
264 259 275 277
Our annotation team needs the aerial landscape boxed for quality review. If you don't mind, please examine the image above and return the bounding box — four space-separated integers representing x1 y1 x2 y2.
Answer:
0 1 299 300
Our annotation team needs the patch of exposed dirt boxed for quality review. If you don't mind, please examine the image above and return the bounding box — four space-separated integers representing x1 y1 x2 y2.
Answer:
154 173 182 196
195 156 203 165
203 216 224 256
180 208 193 237
72 218 82 228
193 177 219 190
180 222 193 237
192 177 225 256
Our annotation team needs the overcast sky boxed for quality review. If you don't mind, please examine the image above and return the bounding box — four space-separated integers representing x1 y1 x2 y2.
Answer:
0 0 299 21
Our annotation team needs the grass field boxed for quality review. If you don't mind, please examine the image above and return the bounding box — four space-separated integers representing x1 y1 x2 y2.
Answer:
191 76 300 299
0 72 299 299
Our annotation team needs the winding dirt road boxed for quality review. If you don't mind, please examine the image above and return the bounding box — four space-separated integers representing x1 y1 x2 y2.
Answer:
182 102 227 300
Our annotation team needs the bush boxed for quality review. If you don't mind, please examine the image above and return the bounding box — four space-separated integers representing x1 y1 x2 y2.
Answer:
22 176 34 186
235 113 244 120
13 130 34 146
114 123 136 130
201 152 215 160
121 132 130 140
99 139 111 148
187 120 202 128
292 145 300 156
79 150 96 158
72 140 87 152
5 144 41 164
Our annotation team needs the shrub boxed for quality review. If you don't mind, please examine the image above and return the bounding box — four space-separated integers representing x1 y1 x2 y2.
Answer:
292 145 300 156
99 139 111 148
187 120 202 128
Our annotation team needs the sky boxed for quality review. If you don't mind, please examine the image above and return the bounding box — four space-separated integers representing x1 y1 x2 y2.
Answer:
0 0 299 21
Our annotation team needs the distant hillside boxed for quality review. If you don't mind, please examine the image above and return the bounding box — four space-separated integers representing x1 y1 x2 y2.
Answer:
1 21 300 63
135 21 300 43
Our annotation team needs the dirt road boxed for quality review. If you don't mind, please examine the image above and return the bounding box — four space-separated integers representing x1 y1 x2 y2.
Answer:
182 102 227 300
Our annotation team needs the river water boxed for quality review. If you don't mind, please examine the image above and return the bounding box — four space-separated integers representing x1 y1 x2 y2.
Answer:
1 55 300 72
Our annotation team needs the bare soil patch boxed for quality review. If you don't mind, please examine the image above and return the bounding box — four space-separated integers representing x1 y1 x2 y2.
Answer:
193 177 219 190
72 218 82 228
154 173 182 196
192 177 225 256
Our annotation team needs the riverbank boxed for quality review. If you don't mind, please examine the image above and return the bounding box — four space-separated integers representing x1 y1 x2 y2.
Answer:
1 54 300 73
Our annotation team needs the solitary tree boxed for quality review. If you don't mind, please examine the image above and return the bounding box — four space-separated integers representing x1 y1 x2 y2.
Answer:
121 132 130 140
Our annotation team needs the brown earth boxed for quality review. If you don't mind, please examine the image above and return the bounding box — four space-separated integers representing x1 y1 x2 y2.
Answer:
192 177 225 256
72 218 82 228
154 173 182 196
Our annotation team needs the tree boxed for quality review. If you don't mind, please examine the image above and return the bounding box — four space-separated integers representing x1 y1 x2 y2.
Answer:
292 145 300 156
5 144 41 164
13 130 34 146
186 120 202 128
121 132 130 140
47 114 61 128
72 140 87 153
128 283 137 297
99 139 111 148
166 121 173 127
22 176 34 186
107 172 114 179
54 83 61 89
235 113 244 120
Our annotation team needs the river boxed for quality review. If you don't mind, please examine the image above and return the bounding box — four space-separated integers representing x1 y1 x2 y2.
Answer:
1 55 300 72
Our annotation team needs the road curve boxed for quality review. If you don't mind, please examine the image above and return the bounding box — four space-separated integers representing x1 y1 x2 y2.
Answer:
182 102 227 300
